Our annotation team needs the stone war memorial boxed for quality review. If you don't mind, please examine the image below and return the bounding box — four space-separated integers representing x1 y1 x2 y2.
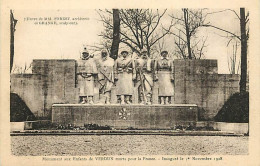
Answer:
11 47 240 130
8 8 251 158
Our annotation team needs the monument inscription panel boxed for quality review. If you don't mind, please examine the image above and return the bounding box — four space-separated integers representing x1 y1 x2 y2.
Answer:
52 104 198 129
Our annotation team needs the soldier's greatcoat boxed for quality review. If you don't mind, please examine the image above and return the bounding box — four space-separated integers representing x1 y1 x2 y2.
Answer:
134 57 154 96
114 56 134 95
155 57 174 96
76 58 98 96
96 56 115 94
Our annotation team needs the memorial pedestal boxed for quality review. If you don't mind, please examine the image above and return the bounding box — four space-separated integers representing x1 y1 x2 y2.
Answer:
52 104 198 129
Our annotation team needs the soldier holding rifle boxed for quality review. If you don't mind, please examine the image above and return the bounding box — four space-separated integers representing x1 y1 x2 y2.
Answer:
114 49 134 104
76 47 98 104
96 49 115 104
154 50 174 104
133 49 155 105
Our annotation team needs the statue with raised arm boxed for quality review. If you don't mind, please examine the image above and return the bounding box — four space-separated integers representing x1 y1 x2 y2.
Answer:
96 49 115 104
76 47 98 104
133 49 155 105
154 50 174 104
114 49 134 104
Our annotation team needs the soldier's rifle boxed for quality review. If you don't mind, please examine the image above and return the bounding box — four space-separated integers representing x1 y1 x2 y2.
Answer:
98 67 115 85
137 66 147 104
118 59 133 73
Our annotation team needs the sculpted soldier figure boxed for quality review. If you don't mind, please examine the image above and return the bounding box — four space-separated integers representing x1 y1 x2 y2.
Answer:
76 47 98 104
96 49 115 104
133 49 154 105
114 49 134 104
154 50 174 104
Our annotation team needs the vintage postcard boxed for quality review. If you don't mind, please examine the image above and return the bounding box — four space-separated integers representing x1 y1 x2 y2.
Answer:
0 0 259 166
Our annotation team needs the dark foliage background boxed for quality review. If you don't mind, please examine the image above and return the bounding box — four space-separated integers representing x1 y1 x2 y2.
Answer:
10 93 35 122
214 92 249 123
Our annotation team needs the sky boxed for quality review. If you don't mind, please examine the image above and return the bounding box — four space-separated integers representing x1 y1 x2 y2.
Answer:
12 9 241 74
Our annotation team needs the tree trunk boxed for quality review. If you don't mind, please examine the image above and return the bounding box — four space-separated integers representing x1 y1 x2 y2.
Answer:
239 8 247 94
10 10 15 72
110 9 120 60
183 9 192 59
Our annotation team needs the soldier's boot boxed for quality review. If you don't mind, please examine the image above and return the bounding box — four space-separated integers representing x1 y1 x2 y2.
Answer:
79 96 83 104
84 96 89 104
165 97 169 105
80 97 86 104
160 96 165 105
146 100 152 105
88 96 94 105
80 97 85 104
84 97 89 104
146 94 152 105
120 95 125 104
139 92 145 104
126 95 131 104
139 95 145 105
99 94 106 104
105 92 111 104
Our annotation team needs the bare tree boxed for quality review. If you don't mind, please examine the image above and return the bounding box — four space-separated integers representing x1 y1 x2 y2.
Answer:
11 65 19 73
155 33 166 55
10 10 18 72
168 8 209 59
239 8 249 94
227 42 240 74
86 39 112 55
11 63 32 74
203 8 249 94
110 9 120 59
98 9 174 57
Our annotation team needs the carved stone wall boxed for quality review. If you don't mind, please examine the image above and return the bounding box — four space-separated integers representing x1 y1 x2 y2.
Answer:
11 59 239 120
174 60 239 120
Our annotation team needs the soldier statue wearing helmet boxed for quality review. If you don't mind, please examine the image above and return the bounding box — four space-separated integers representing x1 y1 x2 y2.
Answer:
96 49 115 104
114 49 134 104
154 50 174 104
133 48 155 105
76 47 98 104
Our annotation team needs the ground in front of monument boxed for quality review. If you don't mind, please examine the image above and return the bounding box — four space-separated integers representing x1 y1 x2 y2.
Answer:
11 135 248 156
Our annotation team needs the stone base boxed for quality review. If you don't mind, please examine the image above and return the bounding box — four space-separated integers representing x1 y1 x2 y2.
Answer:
10 121 37 132
52 104 198 129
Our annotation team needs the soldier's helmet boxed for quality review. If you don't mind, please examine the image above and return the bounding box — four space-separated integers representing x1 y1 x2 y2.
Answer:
140 48 148 59
101 49 108 58
121 49 129 58
82 47 89 54
161 50 168 55
101 49 107 53
120 49 129 55
82 47 89 59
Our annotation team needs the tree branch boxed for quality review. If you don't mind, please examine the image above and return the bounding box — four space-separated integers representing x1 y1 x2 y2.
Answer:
202 24 241 40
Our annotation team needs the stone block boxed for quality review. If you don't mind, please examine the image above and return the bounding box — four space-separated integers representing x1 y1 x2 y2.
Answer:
10 122 25 132
52 104 198 129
